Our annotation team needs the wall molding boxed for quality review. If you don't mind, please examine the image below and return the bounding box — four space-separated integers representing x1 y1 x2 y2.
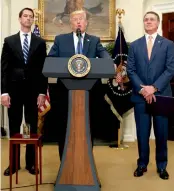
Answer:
152 2 174 13
123 134 135 142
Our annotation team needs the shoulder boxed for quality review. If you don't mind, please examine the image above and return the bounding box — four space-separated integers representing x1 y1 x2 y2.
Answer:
32 34 46 44
4 33 18 42
130 36 144 47
87 34 100 41
54 33 72 40
160 35 174 45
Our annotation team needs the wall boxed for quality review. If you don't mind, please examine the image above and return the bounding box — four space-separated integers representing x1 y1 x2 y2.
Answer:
1 0 174 140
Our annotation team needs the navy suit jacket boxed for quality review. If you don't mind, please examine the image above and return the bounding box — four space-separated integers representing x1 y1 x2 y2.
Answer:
48 32 110 58
127 34 174 103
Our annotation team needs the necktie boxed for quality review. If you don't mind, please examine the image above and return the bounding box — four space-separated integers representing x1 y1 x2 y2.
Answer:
23 34 29 64
76 37 83 54
147 35 153 60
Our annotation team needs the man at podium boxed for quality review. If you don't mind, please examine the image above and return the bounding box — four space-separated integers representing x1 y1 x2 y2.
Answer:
48 9 111 160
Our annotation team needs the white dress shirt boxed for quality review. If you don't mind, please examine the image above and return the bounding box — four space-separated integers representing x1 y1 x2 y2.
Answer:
73 32 85 53
20 30 32 49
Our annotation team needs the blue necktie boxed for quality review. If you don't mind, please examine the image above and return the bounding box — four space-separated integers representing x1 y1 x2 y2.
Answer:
23 34 29 64
76 37 83 54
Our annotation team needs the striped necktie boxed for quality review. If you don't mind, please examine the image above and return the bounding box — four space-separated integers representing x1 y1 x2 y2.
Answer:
23 34 29 64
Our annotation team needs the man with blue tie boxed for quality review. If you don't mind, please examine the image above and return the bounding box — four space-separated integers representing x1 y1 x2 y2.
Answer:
48 9 111 160
127 11 174 180
1 8 47 176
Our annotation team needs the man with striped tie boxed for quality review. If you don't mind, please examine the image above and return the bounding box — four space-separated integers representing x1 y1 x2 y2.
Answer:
1 7 47 176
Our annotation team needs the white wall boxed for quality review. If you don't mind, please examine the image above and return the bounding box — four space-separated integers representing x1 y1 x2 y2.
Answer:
10 0 37 34
1 0 174 141
116 0 144 42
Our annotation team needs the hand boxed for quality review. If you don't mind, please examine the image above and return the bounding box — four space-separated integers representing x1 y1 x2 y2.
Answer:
140 85 156 97
145 94 156 104
1 95 11 108
37 95 46 108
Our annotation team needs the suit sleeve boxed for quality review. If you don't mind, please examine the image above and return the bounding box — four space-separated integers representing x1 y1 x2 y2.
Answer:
127 44 144 93
153 41 174 92
96 37 111 58
38 41 48 94
1 38 11 94
48 36 59 57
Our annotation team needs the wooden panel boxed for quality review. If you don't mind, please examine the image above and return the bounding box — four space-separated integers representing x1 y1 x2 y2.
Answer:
162 12 174 41
59 90 94 185
162 12 174 83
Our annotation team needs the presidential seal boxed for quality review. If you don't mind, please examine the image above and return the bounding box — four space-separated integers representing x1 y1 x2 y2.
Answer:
68 54 91 78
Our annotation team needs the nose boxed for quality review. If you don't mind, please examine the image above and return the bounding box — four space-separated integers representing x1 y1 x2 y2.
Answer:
77 19 81 24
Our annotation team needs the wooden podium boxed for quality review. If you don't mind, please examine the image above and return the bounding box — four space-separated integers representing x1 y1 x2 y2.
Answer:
43 57 115 191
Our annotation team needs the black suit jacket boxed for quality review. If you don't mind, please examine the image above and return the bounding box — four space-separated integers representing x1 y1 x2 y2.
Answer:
1 32 47 95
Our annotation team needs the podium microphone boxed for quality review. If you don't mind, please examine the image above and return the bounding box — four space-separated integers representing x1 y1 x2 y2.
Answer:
76 28 82 38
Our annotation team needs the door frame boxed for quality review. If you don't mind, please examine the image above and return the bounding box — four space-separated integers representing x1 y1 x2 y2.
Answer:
152 2 174 36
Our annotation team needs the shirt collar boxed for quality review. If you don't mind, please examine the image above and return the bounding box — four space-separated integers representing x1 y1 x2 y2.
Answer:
20 30 32 38
145 32 158 41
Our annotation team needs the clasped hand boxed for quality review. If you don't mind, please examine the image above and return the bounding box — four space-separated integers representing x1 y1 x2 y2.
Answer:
140 85 156 104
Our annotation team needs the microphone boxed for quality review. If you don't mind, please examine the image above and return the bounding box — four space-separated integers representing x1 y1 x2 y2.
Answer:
76 28 82 38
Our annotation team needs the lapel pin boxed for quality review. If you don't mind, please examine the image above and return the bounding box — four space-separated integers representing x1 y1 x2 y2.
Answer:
158 41 160 43
87 39 90 42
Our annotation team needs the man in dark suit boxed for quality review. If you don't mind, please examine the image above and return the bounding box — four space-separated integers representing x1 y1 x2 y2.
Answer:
127 11 174 180
48 9 111 160
1 8 47 176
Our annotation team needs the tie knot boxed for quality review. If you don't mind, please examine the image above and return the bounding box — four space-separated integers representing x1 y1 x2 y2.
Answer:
24 34 28 37
148 35 153 40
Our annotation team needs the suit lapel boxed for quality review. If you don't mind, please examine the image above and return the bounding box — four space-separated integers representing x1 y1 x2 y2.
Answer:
14 32 39 64
14 33 25 62
27 33 38 62
140 36 149 64
83 33 91 56
150 35 163 63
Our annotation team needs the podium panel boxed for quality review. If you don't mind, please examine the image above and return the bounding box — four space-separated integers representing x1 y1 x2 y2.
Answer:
55 90 100 191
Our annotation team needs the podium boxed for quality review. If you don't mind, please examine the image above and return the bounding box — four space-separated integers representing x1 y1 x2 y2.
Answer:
43 57 115 191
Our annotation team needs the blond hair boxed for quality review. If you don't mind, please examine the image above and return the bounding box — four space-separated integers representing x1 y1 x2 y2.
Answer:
70 9 87 19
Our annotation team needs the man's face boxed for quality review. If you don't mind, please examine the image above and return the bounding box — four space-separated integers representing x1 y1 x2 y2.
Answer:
70 12 87 33
144 13 159 34
19 10 34 28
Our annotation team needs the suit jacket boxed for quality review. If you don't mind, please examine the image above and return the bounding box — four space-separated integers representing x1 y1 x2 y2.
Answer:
127 34 174 103
1 32 47 95
48 32 110 58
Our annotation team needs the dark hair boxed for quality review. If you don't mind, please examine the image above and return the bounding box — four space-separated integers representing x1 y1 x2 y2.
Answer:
144 11 160 21
19 8 34 18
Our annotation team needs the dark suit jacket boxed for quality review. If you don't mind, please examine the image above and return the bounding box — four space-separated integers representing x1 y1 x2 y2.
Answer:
48 32 110 58
1 32 47 95
127 34 174 103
